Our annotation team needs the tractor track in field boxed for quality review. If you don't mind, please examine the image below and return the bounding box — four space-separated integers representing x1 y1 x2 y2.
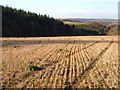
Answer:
4 43 64 87
65 41 100 58
43 40 104 88
21 41 83 88
26 40 110 88
3 43 59 65
84 43 109 88
71 41 114 87
15 41 75 88
41 40 100 88
80 43 109 88
65 41 76 85
34 42 71 67
2 36 118 88
4 43 63 87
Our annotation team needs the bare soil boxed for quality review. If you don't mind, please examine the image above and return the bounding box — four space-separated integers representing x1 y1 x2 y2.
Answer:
1 36 118 88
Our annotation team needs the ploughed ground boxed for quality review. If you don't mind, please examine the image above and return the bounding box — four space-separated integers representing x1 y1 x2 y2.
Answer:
1 36 118 88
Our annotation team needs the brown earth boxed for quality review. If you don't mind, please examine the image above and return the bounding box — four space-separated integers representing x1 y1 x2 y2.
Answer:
1 36 118 88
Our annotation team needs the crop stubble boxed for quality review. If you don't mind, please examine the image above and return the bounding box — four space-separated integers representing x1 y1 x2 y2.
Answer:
1 36 118 88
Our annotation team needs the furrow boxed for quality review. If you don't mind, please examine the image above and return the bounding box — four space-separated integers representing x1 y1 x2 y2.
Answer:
72 41 114 88
25 41 74 88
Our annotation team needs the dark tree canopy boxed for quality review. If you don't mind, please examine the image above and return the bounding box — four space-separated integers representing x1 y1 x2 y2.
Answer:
2 6 103 37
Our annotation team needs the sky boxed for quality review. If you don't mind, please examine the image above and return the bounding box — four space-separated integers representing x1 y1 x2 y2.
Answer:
0 0 119 19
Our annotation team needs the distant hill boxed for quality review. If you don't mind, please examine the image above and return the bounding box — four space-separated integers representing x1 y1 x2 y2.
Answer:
59 18 118 24
106 27 118 35
60 18 118 36
2 6 110 37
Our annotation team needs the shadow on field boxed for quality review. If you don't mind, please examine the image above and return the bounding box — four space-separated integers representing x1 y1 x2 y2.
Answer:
2 39 118 47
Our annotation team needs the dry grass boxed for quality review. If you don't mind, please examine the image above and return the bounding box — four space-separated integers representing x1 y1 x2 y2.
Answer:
1 36 118 88
63 21 85 25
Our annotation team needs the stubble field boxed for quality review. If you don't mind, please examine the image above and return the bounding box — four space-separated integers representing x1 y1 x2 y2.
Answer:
1 36 118 88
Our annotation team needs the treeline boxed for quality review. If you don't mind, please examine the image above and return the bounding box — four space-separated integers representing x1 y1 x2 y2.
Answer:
2 6 102 37
73 24 100 35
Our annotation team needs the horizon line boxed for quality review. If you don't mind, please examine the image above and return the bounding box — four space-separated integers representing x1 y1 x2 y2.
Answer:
2 5 118 20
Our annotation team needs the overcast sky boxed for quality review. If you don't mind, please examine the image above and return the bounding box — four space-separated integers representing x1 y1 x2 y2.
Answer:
0 0 119 19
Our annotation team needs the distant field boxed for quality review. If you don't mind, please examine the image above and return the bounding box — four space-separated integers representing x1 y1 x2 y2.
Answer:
1 36 118 88
63 21 85 25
